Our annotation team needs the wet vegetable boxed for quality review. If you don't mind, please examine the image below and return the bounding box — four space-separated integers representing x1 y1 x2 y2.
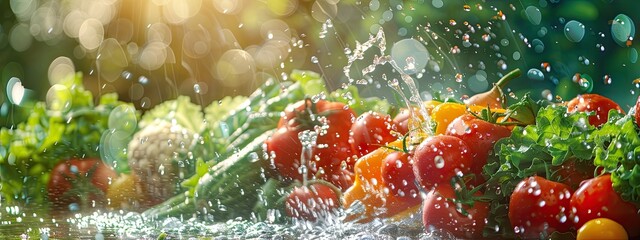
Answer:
570 175 640 237
576 218 628 240
566 93 623 127
48 158 117 211
350 111 399 157
268 99 356 180
422 184 489 239
464 68 521 109
0 73 134 204
106 173 144 210
445 113 512 184
342 140 421 222
508 176 573 238
381 151 418 199
285 182 340 221
412 135 473 190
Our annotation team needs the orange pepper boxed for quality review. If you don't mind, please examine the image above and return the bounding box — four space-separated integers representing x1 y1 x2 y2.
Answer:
431 102 506 135
342 140 421 222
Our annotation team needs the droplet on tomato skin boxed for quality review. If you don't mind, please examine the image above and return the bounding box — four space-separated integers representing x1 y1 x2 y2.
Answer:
434 155 445 169
538 200 546 207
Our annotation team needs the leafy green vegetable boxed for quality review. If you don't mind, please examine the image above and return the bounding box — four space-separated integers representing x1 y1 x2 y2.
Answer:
0 73 135 204
591 110 640 204
138 95 204 133
205 95 248 126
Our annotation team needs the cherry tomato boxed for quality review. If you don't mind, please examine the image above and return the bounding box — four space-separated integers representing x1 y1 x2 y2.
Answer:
381 151 419 200
566 94 623 127
47 158 117 211
570 174 640 237
508 176 573 238
553 159 597 190
422 184 489 239
412 135 473 190
267 99 356 180
266 127 304 180
445 114 511 184
350 111 398 157
576 218 628 240
285 183 340 221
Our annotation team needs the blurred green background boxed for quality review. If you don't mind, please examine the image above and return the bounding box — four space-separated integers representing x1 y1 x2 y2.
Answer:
2 0 639 127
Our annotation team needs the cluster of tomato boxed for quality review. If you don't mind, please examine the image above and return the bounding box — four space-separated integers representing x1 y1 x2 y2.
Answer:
265 98 406 220
270 91 640 239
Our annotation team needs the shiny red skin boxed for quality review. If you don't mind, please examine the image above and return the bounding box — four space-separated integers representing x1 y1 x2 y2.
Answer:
553 159 598 191
445 114 511 183
381 151 419 201
268 100 356 181
509 176 574 238
47 158 117 210
570 174 640 237
267 127 305 180
392 108 411 135
350 111 398 157
566 94 623 127
285 183 340 221
422 184 489 239
412 135 473 190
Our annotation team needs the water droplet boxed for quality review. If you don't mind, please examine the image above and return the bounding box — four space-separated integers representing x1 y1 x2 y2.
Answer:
193 83 201 94
138 76 149 85
611 14 635 47
630 48 638 63
369 0 380 11
310 56 318 64
525 6 542 25
527 68 545 81
159 164 165 175
532 39 545 53
434 155 445 169
432 0 444 8
390 38 429 75
565 20 585 43
538 27 548 37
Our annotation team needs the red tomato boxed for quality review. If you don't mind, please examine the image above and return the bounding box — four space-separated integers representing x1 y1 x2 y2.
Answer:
267 99 356 180
285 183 340 221
422 184 489 239
323 169 354 191
570 174 640 237
566 94 623 127
266 127 304 180
47 158 117 211
553 159 597 191
350 111 398 157
381 151 419 200
508 176 573 238
412 135 473 190
445 114 511 183
392 108 411 135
